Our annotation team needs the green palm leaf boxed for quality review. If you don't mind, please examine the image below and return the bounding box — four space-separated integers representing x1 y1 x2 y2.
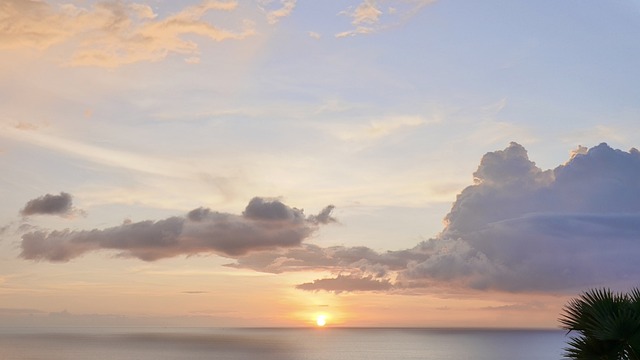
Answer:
560 288 640 360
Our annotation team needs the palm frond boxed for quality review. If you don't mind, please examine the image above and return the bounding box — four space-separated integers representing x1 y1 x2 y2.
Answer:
560 287 640 360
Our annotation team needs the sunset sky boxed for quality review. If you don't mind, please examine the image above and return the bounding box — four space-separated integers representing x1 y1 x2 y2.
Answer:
2 0 640 328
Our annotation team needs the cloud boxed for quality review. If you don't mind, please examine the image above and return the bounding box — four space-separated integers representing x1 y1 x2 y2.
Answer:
0 308 46 315
15 142 640 295
2 0 437 61
0 0 253 67
227 243 413 274
230 142 640 294
20 192 81 218
1 124 199 179
336 0 436 38
19 197 335 262
482 302 546 312
296 275 393 294
308 31 321 39
260 0 297 24
243 197 305 221
0 0 71 50
352 0 383 25
307 205 337 225
324 115 430 143
403 143 640 292
336 0 381 38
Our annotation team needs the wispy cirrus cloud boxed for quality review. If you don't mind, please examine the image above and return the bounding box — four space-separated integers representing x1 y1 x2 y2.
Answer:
259 0 297 24
0 0 253 67
1 0 438 64
336 0 436 38
0 124 194 179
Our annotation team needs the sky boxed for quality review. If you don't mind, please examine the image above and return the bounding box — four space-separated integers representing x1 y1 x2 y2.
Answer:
1 0 640 329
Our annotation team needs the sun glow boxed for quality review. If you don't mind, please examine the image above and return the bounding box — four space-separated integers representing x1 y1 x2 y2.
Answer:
316 314 327 327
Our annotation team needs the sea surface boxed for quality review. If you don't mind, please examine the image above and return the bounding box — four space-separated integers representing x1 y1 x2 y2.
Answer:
0 327 568 360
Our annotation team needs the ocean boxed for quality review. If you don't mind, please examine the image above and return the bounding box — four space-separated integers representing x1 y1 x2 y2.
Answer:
0 327 568 360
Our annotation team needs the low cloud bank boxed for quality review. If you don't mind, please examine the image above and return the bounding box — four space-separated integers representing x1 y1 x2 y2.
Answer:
16 142 640 294
296 275 393 294
231 142 640 293
20 197 335 262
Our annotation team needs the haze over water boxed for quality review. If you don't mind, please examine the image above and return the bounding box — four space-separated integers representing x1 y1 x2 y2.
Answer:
0 327 566 360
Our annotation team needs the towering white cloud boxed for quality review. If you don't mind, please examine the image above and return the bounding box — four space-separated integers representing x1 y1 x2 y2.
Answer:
407 142 640 292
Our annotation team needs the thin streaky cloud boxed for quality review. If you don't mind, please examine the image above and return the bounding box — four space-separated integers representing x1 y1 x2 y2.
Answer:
336 0 436 38
0 124 197 179
296 275 393 294
261 0 297 24
0 0 252 67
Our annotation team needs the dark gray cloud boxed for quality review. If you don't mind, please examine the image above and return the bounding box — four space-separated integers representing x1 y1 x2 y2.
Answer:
307 205 337 224
227 244 414 275
20 192 75 217
231 143 640 294
243 197 305 221
295 275 393 294
20 197 335 262
186 207 211 222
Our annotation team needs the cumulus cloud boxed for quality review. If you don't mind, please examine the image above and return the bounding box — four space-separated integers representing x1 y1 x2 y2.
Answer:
231 143 640 294
389 142 640 292
19 197 334 262
243 197 305 221
20 192 82 218
0 0 253 67
16 143 640 295
296 275 393 294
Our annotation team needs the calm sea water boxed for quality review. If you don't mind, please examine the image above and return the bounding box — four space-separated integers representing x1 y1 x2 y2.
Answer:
0 327 568 360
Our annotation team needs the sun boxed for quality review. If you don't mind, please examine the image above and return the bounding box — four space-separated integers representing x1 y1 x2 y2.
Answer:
316 314 327 327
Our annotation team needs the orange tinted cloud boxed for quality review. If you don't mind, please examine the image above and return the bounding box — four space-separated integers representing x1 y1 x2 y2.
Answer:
0 0 253 67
